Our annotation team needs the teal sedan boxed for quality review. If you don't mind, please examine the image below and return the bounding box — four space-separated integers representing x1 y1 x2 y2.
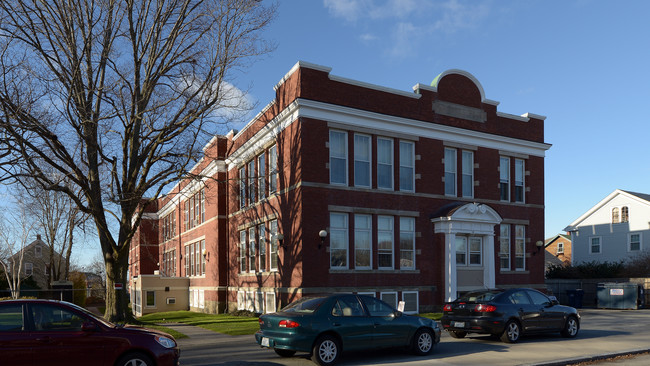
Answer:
255 294 441 365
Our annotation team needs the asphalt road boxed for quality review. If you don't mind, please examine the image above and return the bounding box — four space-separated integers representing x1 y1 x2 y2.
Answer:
167 309 650 366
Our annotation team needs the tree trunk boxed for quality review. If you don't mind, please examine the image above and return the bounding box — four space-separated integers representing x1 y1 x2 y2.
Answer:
103 249 132 323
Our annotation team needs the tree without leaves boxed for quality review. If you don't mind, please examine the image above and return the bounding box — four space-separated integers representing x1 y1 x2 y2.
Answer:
0 208 36 299
0 0 276 321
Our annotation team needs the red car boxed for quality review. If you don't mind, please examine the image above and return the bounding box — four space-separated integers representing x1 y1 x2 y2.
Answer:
0 299 179 366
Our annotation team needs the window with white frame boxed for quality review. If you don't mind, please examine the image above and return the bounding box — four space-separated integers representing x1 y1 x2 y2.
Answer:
500 157 510 201
239 231 246 273
269 145 278 194
514 159 525 202
444 148 456 196
461 150 473 198
557 242 564 254
515 225 525 270
270 220 278 271
329 130 347 185
239 167 246 209
380 292 398 309
456 236 482 266
237 291 245 310
590 236 601 254
354 134 371 188
399 217 415 270
199 290 205 309
402 291 418 314
35 245 42 258
248 160 256 204
258 154 266 200
265 292 276 313
399 141 415 192
377 137 393 190
249 227 256 273
621 206 629 223
330 213 348 269
377 216 394 269
25 262 33 276
254 292 264 313
612 207 620 223
354 214 371 269
455 237 467 265
258 224 266 272
500 224 510 270
629 233 641 252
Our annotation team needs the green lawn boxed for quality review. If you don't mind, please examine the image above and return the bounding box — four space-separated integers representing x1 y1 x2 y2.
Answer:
136 311 443 338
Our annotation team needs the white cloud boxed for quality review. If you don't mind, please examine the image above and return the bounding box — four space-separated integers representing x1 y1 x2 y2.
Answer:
323 0 370 22
431 0 490 33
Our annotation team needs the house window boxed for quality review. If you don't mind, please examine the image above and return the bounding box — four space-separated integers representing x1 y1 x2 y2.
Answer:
249 227 256 273
515 225 525 270
35 245 42 258
399 141 415 192
612 207 620 223
514 159 525 202
184 200 189 231
258 154 266 200
469 237 482 265
399 217 415 270
455 236 482 266
402 291 419 314
380 292 398 309
455 237 467 265
248 160 256 204
265 292 276 313
500 157 510 201
329 130 347 185
499 224 510 270
377 137 393 190
25 262 33 276
354 214 371 269
239 167 246 209
557 242 564 254
330 213 348 269
269 145 278 194
590 236 601 254
444 148 456 196
239 230 247 273
270 220 278 271
629 233 641 252
377 216 394 269
146 291 155 307
461 150 473 198
200 240 205 275
354 134 371 188
258 224 266 272
184 246 189 275
621 206 629 223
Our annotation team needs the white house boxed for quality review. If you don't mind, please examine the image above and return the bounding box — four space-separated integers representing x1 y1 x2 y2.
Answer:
564 190 650 264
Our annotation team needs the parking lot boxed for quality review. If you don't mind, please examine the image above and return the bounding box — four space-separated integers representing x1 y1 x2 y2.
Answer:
171 309 650 366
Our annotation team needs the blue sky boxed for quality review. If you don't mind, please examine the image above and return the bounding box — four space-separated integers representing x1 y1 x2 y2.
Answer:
236 0 650 239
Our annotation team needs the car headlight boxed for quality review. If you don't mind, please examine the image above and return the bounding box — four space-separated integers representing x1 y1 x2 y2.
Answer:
155 335 177 349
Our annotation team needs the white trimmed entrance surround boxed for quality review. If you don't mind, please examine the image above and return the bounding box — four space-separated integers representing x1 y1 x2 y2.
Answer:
432 203 502 301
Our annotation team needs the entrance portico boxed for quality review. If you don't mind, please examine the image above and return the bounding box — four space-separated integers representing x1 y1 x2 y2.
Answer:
432 202 502 301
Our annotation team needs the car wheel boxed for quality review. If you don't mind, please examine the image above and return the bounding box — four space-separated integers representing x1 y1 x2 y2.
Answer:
561 316 579 338
412 328 434 355
311 335 340 365
116 352 154 366
500 320 521 343
449 330 467 339
274 348 297 357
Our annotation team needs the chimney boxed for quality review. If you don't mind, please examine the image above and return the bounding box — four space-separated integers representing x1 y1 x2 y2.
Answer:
37 234 41 241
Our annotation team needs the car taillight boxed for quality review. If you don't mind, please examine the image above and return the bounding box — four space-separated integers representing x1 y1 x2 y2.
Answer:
278 319 300 328
258 318 264 325
443 304 453 312
474 304 497 312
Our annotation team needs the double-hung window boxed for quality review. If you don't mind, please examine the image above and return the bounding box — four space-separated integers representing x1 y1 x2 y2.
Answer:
514 159 525 202
354 214 371 269
399 141 415 192
590 236 601 254
399 217 415 269
444 148 456 196
329 131 347 185
515 225 525 270
270 220 278 271
258 154 266 200
258 224 266 271
500 224 510 270
269 145 278 194
239 167 246 209
628 233 641 252
330 213 348 269
461 150 473 198
239 231 247 273
500 157 510 201
354 134 371 188
249 227 256 273
248 160 256 204
377 138 393 190
377 216 394 269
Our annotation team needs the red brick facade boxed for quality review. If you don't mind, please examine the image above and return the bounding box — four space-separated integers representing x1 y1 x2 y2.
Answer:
129 62 550 313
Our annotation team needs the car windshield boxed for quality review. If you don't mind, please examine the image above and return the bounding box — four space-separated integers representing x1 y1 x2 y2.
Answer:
281 297 325 313
63 301 115 328
457 290 503 303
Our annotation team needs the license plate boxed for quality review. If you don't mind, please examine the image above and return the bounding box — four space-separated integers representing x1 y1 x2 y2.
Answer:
261 337 270 347
453 321 465 328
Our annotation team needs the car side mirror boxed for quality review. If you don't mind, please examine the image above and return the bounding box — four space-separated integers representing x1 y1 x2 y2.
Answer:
392 311 402 318
81 322 97 332
548 296 559 306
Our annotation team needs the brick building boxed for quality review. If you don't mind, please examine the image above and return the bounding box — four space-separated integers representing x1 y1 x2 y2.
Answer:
129 61 551 314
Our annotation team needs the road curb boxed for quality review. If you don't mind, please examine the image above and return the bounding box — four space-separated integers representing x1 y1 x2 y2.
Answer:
524 348 650 366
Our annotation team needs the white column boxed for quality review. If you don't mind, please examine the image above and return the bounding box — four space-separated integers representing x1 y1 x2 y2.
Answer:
445 232 457 302
484 234 496 289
